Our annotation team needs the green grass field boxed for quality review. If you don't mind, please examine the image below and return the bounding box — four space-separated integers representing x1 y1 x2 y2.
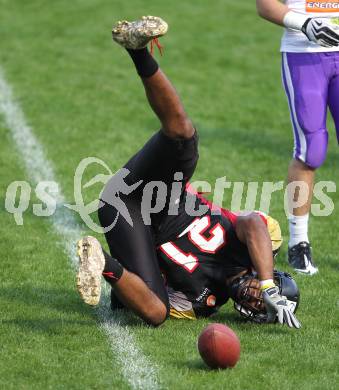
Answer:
0 1 338 389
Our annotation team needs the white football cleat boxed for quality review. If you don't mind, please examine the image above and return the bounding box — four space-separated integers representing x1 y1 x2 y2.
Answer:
112 16 168 50
76 236 105 306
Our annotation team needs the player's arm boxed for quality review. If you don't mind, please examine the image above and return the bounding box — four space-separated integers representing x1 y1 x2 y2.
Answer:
256 0 288 26
235 213 301 328
235 212 273 281
256 0 339 47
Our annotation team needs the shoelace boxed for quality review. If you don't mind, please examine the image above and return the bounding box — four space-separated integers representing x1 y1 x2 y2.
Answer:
150 37 164 56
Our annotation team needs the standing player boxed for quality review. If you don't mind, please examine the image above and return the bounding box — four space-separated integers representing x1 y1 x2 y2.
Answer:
76 16 300 328
256 0 339 275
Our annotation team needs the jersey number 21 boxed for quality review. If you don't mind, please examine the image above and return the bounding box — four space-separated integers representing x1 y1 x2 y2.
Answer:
160 216 226 272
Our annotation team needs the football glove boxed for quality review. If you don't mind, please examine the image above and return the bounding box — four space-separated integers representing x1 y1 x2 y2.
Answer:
262 285 301 329
302 18 339 48
283 11 339 48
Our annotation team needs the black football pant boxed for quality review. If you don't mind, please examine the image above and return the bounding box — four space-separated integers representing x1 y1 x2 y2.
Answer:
98 129 199 314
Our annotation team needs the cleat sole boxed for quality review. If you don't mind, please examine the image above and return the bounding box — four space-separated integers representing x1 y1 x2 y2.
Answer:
76 236 105 306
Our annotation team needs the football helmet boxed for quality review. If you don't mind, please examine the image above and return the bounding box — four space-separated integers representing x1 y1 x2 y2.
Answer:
228 270 300 324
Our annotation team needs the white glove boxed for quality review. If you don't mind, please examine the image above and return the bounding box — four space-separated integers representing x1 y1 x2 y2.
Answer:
302 18 339 47
284 11 339 48
262 285 301 329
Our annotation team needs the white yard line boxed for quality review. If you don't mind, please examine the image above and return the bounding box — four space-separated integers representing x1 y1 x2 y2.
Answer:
0 68 159 390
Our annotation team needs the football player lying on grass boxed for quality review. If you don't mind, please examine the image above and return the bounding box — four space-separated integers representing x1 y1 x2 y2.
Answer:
76 16 301 329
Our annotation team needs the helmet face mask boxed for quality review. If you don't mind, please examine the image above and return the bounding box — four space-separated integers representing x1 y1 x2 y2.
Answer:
229 270 300 324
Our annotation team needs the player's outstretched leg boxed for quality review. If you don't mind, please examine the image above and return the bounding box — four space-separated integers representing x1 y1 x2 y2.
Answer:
77 236 167 325
112 16 195 139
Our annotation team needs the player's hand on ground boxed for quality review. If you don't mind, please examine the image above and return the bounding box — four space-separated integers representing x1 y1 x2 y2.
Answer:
302 18 339 47
262 286 301 329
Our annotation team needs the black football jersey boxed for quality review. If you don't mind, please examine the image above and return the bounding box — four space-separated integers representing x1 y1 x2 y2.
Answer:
155 185 253 318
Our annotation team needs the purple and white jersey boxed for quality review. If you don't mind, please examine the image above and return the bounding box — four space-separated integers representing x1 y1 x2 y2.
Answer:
281 0 339 52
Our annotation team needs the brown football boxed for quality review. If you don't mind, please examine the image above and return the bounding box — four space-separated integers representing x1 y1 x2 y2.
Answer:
197 323 241 369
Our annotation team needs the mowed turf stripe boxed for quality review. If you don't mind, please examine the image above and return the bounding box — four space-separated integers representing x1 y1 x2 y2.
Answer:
0 67 160 390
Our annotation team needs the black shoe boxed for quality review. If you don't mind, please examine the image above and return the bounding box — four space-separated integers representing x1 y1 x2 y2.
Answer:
288 242 318 275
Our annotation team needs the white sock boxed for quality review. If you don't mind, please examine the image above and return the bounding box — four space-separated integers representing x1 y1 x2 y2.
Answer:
288 214 309 248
